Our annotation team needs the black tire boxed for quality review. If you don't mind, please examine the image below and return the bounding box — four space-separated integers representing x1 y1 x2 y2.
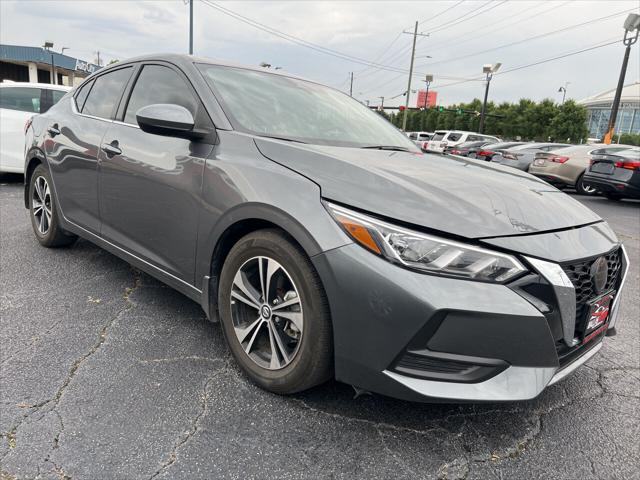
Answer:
604 193 622 201
28 164 77 248
575 174 597 196
218 229 332 394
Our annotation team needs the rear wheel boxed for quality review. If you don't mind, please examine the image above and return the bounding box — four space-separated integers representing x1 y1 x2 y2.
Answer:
29 164 77 247
575 174 597 195
218 229 332 394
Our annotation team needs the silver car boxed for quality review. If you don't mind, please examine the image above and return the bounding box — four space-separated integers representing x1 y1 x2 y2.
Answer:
492 143 569 171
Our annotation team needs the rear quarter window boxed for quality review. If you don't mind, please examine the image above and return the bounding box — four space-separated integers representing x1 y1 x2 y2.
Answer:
447 133 462 142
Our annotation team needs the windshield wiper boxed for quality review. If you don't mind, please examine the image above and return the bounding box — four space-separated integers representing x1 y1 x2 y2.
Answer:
256 135 307 144
360 145 411 152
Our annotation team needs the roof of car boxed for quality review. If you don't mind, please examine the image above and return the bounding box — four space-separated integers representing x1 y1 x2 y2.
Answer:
95 53 314 85
0 81 70 91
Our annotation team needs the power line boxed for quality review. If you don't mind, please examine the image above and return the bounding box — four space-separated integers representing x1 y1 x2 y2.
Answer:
422 7 637 68
432 37 620 90
423 0 566 53
426 0 509 35
199 0 432 76
418 0 466 26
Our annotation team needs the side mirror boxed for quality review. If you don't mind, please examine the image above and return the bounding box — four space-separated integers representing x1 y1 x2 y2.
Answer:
136 104 196 138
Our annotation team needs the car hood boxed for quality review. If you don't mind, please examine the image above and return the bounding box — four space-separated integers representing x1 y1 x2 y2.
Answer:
254 139 601 239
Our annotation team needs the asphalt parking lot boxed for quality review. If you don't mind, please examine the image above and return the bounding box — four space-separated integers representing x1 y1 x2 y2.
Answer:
1 174 638 480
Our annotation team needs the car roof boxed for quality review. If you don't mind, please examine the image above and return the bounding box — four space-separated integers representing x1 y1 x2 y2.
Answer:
93 53 316 86
0 81 70 91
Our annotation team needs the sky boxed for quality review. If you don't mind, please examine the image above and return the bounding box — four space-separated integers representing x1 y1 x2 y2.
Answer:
1 0 639 108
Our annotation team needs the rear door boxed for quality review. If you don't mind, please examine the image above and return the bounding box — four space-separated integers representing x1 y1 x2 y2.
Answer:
98 62 215 283
45 66 133 233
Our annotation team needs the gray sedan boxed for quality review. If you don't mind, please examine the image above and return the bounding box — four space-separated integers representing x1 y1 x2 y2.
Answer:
23 53 629 403
491 142 569 171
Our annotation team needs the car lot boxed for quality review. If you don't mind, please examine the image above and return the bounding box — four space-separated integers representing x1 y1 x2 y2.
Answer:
1 174 638 480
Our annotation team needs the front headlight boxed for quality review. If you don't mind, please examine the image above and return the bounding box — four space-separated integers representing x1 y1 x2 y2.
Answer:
326 202 527 283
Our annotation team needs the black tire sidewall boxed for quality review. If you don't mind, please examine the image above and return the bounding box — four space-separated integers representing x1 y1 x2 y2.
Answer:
28 164 75 247
218 230 331 393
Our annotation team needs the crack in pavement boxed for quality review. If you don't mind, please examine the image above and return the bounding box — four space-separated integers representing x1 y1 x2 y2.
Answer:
148 372 220 479
0 268 141 473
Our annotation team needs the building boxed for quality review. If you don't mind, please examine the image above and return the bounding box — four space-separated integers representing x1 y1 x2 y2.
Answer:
0 44 102 87
579 81 640 140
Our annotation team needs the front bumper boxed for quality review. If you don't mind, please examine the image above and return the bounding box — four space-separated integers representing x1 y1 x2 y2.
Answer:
312 239 629 403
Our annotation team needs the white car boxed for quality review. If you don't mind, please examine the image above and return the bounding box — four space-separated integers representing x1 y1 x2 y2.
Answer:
425 130 500 154
0 82 70 173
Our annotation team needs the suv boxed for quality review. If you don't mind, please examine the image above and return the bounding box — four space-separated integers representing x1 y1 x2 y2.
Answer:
0 82 70 173
426 130 500 153
407 131 433 150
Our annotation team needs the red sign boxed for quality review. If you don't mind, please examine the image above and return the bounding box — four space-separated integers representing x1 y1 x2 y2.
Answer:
416 90 437 108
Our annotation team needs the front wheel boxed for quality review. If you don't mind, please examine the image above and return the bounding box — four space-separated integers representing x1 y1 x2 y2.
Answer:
218 229 332 394
29 164 77 247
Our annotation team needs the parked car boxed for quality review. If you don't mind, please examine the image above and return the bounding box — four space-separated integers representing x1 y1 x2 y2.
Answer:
491 143 569 171
528 144 634 195
407 131 433 144
583 147 640 200
425 130 500 153
0 81 70 173
24 54 629 403
447 140 493 156
471 141 526 161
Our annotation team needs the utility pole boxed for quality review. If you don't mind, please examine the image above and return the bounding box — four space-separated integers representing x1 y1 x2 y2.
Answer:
95 51 101 66
604 13 640 144
478 63 501 134
189 0 194 55
379 96 385 110
349 72 353 97
401 22 429 131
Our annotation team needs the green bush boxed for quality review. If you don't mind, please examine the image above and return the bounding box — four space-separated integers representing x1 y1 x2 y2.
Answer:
390 98 590 142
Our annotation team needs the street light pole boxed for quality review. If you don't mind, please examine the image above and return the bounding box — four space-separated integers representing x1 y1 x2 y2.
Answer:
558 82 569 104
603 13 640 144
423 74 433 109
189 0 194 54
349 72 353 97
478 62 501 134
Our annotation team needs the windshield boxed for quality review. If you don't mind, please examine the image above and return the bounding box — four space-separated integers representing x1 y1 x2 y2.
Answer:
198 64 416 149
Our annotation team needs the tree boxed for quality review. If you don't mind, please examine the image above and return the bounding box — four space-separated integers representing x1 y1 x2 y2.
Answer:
548 100 588 143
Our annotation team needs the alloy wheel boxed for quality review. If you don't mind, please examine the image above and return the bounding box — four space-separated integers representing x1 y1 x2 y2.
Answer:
230 256 304 370
32 176 52 235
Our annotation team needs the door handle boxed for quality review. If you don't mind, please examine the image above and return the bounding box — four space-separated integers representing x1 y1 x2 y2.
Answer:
47 124 60 136
101 141 122 157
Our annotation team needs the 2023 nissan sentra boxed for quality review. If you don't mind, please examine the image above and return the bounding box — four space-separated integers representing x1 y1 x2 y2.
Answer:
24 55 629 403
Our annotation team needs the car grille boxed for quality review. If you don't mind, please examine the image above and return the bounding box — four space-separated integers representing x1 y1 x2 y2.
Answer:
561 248 622 338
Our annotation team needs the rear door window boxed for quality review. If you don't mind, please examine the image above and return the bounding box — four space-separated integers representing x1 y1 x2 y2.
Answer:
82 67 133 119
0 87 41 113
